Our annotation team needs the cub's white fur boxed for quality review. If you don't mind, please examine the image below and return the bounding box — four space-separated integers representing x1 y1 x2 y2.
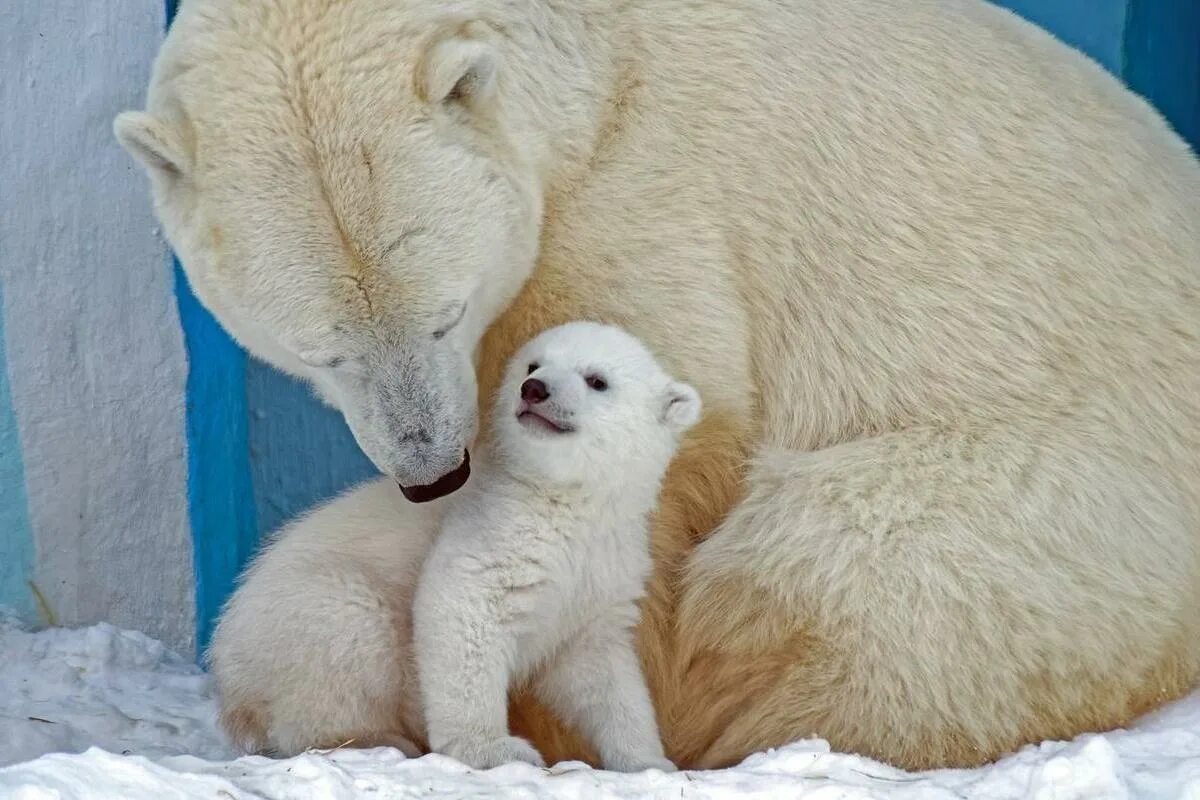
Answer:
415 322 697 771
205 480 440 757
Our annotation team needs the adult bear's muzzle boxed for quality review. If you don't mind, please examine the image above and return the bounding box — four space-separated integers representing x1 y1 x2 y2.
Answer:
398 449 471 502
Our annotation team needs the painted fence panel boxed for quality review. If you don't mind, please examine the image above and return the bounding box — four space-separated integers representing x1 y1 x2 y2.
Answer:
0 1 194 654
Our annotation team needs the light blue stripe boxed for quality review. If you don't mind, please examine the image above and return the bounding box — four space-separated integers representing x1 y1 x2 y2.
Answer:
174 262 259 658
0 282 35 619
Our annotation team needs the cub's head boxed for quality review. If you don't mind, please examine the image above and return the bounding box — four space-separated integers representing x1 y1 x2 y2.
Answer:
492 322 701 486
114 3 546 500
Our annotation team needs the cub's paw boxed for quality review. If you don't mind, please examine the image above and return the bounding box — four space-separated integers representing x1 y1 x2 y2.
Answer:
603 753 677 773
443 735 546 770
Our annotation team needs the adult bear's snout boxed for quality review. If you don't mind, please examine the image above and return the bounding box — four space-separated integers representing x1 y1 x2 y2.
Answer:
398 449 471 502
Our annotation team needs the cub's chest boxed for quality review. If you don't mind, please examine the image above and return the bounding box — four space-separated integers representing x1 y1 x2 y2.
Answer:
501 503 651 603
545 516 653 609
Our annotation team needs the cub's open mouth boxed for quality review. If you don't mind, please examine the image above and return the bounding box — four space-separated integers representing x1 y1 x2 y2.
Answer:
398 449 471 502
517 409 574 434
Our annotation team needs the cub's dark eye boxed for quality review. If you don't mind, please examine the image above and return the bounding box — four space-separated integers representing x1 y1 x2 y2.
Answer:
585 375 608 392
527 363 539 375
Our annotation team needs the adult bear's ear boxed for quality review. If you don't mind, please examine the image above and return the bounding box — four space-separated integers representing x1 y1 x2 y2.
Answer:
114 111 191 185
416 23 499 110
662 381 702 434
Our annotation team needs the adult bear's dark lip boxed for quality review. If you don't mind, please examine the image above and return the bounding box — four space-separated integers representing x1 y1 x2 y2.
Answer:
398 450 471 502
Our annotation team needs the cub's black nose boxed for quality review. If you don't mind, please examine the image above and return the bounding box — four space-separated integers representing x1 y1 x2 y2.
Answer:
520 378 550 404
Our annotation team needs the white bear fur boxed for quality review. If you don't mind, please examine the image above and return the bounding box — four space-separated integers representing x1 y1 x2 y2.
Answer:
206 480 439 757
121 0 1200 769
415 322 696 772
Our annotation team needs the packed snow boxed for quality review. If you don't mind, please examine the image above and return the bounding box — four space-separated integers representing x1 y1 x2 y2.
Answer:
3 612 1200 799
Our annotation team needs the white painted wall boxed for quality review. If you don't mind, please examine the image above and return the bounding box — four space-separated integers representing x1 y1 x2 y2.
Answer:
0 2 194 655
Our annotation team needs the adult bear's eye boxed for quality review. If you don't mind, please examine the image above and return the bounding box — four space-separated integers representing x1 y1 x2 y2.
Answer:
527 363 539 375
585 375 608 392
432 302 467 340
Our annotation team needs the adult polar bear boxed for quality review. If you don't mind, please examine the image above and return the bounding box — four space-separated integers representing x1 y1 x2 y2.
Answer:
117 0 1200 770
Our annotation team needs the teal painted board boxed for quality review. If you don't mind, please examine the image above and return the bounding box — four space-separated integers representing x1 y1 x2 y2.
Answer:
1123 0 1200 149
0 283 36 619
163 0 260 657
174 262 259 656
993 0 1129 74
246 365 377 539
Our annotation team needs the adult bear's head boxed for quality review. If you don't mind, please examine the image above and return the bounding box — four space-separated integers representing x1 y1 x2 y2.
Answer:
115 2 560 499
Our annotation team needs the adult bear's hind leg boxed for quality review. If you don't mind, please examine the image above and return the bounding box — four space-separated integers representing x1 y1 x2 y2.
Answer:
668 426 1199 770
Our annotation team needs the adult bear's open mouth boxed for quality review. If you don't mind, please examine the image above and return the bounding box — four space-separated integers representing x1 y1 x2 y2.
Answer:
398 449 471 502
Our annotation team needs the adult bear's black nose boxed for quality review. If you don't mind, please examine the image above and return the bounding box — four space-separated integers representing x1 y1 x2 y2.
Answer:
521 378 549 404
398 449 471 503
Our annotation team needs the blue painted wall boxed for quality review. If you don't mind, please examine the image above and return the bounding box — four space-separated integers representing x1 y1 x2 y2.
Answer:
246 367 376 539
996 0 1129 74
1122 0 1200 149
174 262 259 655
994 0 1200 150
0 283 35 620
163 1 260 655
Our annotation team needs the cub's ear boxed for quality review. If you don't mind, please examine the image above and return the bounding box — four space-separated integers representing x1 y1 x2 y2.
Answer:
416 24 499 109
114 111 190 183
661 381 702 434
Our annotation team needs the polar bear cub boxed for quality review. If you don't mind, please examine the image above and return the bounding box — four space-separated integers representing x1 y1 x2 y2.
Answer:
414 321 700 772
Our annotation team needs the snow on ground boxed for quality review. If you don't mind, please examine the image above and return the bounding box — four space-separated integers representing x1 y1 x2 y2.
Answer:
3 614 1200 800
